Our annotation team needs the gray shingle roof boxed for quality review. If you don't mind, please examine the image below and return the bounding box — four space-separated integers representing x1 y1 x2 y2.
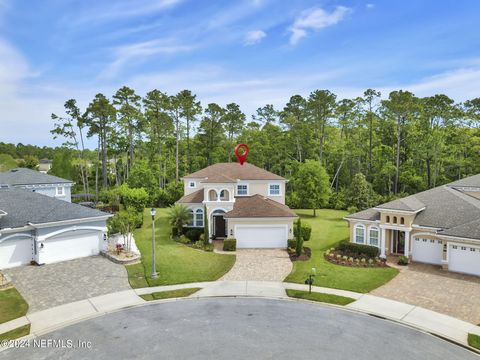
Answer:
439 218 480 239
0 188 109 229
0 168 73 186
375 195 425 212
447 174 480 188
344 208 380 221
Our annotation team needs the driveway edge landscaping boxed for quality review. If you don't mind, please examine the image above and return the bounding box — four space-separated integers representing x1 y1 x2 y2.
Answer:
1 281 479 355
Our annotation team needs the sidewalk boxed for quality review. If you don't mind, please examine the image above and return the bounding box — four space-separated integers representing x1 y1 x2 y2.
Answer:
1 281 479 352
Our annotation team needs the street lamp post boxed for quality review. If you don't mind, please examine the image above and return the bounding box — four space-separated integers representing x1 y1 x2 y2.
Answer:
150 208 158 279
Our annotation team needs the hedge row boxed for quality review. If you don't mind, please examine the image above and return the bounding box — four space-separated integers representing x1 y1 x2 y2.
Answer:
337 241 379 258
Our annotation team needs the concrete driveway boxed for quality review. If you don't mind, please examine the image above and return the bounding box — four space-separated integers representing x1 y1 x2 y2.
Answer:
371 262 480 324
2 298 476 360
220 249 292 281
4 256 130 313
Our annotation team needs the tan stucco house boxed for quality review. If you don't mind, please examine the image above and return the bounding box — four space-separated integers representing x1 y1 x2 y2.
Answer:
176 163 297 248
345 174 480 276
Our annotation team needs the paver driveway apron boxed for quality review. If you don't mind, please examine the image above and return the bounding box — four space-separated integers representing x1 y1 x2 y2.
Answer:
371 261 480 324
220 249 292 281
3 256 130 312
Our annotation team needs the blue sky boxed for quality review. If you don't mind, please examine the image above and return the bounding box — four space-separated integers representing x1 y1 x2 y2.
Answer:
1 0 480 147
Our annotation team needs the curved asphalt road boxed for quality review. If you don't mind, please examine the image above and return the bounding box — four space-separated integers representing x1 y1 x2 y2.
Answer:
1 298 478 360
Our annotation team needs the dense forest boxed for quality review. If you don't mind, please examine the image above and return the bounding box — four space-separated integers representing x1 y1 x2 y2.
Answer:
2 87 480 211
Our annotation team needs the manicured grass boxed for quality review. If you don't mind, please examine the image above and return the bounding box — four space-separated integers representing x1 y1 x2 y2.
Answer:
140 288 201 301
0 324 30 341
126 208 235 288
285 209 398 293
468 333 480 350
0 288 28 324
286 289 355 305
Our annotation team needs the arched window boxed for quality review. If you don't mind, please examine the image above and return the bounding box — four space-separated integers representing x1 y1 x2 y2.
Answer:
208 189 218 201
220 189 229 201
195 208 204 227
400 217 405 225
369 227 379 247
354 224 366 244
393 216 397 224
386 216 390 223
187 209 194 226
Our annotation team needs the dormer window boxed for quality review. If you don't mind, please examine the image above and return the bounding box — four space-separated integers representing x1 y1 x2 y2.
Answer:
220 190 230 201
237 184 248 196
188 181 196 188
393 216 397 224
386 216 390 223
400 217 405 225
56 186 64 196
269 183 281 196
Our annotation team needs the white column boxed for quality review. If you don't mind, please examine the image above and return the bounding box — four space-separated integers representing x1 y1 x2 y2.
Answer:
380 228 386 259
404 230 410 257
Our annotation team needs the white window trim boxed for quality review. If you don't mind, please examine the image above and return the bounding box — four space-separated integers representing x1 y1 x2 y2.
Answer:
354 224 366 244
195 208 204 227
368 226 380 247
188 181 196 188
55 186 64 196
236 183 249 196
268 183 281 196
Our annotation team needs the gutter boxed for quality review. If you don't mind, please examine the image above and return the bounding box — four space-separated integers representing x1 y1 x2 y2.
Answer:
28 214 112 229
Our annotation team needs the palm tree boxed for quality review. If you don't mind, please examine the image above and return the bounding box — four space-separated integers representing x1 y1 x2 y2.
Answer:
168 204 191 237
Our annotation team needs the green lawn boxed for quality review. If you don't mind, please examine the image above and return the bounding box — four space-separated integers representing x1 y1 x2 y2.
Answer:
126 208 235 288
0 324 30 341
0 288 28 324
140 288 201 301
285 209 398 293
286 289 355 305
468 333 480 350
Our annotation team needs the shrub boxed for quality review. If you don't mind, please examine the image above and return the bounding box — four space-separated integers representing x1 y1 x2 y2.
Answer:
348 257 354 262
368 258 373 264
336 254 341 259
295 219 303 256
293 221 312 242
360 258 366 263
177 235 190 244
192 241 204 250
347 206 358 214
342 255 348 261
199 233 205 242
185 228 204 242
223 239 236 251
171 227 183 238
204 244 214 252
397 255 409 266
288 239 297 249
337 241 379 258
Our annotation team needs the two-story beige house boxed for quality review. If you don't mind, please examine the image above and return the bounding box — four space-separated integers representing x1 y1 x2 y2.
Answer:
177 163 297 248
344 174 480 277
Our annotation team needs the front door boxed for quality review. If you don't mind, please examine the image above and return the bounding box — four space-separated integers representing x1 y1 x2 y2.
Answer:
214 216 226 238
392 230 405 254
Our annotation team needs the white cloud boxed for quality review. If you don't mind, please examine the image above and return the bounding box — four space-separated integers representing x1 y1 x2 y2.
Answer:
244 30 266 45
99 39 194 79
366 3 375 9
289 6 351 45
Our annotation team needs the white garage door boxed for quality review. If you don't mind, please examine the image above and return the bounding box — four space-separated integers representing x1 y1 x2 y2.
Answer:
42 231 101 264
449 244 480 276
412 238 443 265
236 225 287 249
0 237 33 269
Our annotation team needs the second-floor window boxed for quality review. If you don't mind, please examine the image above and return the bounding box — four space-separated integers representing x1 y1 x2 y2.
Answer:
188 181 196 188
237 184 248 196
269 183 280 196
56 186 64 196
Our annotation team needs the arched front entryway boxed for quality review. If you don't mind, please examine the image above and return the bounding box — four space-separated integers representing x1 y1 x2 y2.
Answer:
212 209 227 239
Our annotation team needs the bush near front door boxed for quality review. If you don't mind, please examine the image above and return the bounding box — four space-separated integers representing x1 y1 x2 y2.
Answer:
223 239 236 251
337 241 379 258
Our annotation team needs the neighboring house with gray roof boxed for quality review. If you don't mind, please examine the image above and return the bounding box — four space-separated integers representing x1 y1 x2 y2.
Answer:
0 168 73 202
0 188 111 269
344 173 480 277
177 162 297 249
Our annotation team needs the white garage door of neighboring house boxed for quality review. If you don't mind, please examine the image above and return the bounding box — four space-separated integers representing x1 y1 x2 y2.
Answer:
0 238 33 269
41 231 101 264
412 238 443 265
235 225 287 249
449 245 480 276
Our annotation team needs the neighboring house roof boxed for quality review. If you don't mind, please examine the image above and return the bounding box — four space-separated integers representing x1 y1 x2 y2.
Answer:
224 195 297 218
0 168 73 186
345 173 480 240
183 163 285 181
375 195 425 212
0 188 110 230
177 189 204 204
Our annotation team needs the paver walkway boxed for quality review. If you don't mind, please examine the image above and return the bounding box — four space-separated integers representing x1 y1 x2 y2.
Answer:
371 262 480 324
220 249 292 281
4 256 130 313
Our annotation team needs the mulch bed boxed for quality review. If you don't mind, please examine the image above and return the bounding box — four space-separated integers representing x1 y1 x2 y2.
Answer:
288 247 311 261
324 249 389 268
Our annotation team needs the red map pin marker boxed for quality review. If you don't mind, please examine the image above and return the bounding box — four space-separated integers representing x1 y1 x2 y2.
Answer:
234 143 249 165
